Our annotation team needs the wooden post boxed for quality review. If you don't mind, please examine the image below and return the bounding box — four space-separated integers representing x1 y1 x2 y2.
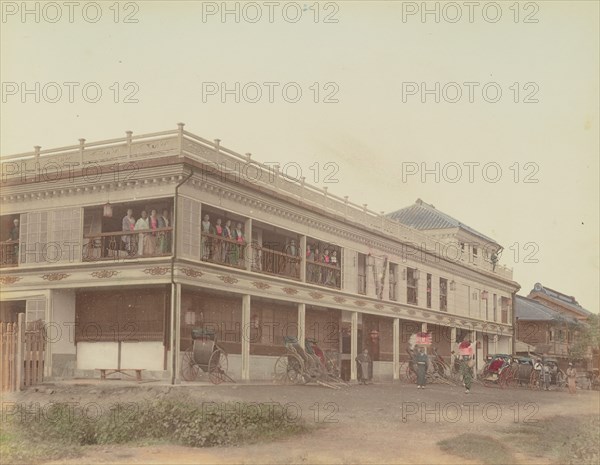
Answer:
297 303 306 350
241 295 251 380
16 313 25 390
393 318 400 380
351 312 358 381
299 235 307 282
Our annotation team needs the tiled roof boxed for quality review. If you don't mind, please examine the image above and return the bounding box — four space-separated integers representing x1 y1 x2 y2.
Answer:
515 295 580 324
386 199 498 244
529 283 592 317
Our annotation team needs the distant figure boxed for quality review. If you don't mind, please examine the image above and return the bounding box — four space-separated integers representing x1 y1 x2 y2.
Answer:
356 349 372 385
567 363 577 395
459 339 474 394
8 218 19 241
415 346 428 389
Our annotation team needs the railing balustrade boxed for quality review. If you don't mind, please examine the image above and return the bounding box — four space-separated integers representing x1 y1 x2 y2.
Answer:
0 241 19 268
258 247 301 280
307 260 341 289
200 232 247 269
82 228 172 261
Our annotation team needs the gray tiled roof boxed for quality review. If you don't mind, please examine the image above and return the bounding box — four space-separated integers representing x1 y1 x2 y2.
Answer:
529 283 592 317
386 199 498 244
515 295 580 324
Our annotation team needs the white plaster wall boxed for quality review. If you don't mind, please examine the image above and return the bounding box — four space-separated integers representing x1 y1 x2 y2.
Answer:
249 355 278 380
121 342 164 370
50 289 76 355
77 342 118 369
497 336 511 354
373 361 393 379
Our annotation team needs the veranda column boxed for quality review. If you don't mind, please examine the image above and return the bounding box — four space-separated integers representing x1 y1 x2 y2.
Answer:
297 303 306 350
169 283 182 384
244 218 253 271
299 235 307 282
450 327 457 367
351 311 358 381
393 318 400 380
241 294 251 380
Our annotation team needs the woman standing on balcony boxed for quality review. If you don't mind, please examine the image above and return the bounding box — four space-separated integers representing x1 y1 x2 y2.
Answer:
232 223 245 266
134 210 149 256
145 210 159 256
158 209 171 254
222 220 232 263
121 209 136 255
201 214 212 260
212 218 223 263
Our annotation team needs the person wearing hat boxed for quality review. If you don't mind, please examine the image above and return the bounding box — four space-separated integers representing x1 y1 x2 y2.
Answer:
566 363 577 394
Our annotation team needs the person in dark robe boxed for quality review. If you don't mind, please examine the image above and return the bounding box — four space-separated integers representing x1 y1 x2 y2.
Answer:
415 346 428 389
356 349 372 385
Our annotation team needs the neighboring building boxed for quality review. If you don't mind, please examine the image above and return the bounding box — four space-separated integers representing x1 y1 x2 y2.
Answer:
515 295 579 366
0 124 520 382
527 283 593 322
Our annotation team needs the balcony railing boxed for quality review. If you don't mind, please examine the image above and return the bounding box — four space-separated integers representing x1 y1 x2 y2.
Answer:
83 228 172 261
256 247 301 280
307 261 341 289
200 232 247 269
0 240 19 268
1 124 513 281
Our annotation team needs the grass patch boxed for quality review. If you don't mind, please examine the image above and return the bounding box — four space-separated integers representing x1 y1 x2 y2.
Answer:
438 433 515 465
2 400 311 464
501 415 599 465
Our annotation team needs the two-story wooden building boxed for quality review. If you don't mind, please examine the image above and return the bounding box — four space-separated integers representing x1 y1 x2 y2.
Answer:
0 124 520 382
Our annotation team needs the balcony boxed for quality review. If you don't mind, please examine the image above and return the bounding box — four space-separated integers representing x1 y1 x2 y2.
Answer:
0 240 18 268
83 229 173 261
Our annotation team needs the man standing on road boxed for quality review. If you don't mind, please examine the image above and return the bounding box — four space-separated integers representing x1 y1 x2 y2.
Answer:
415 346 428 389
459 339 474 394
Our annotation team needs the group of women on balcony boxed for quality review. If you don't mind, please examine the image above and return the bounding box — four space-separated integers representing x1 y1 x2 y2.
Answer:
200 214 245 266
122 208 172 256
306 244 340 288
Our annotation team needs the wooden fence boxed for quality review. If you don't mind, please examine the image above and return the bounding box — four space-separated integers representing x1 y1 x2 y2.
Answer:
1 314 45 391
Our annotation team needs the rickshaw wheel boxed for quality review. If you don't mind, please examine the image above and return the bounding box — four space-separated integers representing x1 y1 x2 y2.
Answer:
208 349 228 385
555 370 567 391
274 353 304 384
181 347 199 381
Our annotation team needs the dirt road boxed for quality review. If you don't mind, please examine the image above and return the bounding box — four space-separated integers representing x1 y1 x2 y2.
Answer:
5 380 599 464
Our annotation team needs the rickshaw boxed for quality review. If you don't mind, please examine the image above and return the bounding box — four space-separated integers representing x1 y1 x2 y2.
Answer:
480 354 518 388
405 347 457 386
529 357 566 391
181 328 235 384
273 336 346 389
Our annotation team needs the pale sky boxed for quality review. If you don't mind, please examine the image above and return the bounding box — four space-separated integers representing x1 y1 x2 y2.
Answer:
1 1 598 313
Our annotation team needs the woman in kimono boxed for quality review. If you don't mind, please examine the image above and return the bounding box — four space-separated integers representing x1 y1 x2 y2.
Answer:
121 209 136 255
144 209 159 256
157 209 171 254
212 218 223 263
221 220 232 263
356 349 372 385
232 222 244 265
415 346 429 389
201 214 212 260
134 210 149 256
458 339 474 394
567 363 577 394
